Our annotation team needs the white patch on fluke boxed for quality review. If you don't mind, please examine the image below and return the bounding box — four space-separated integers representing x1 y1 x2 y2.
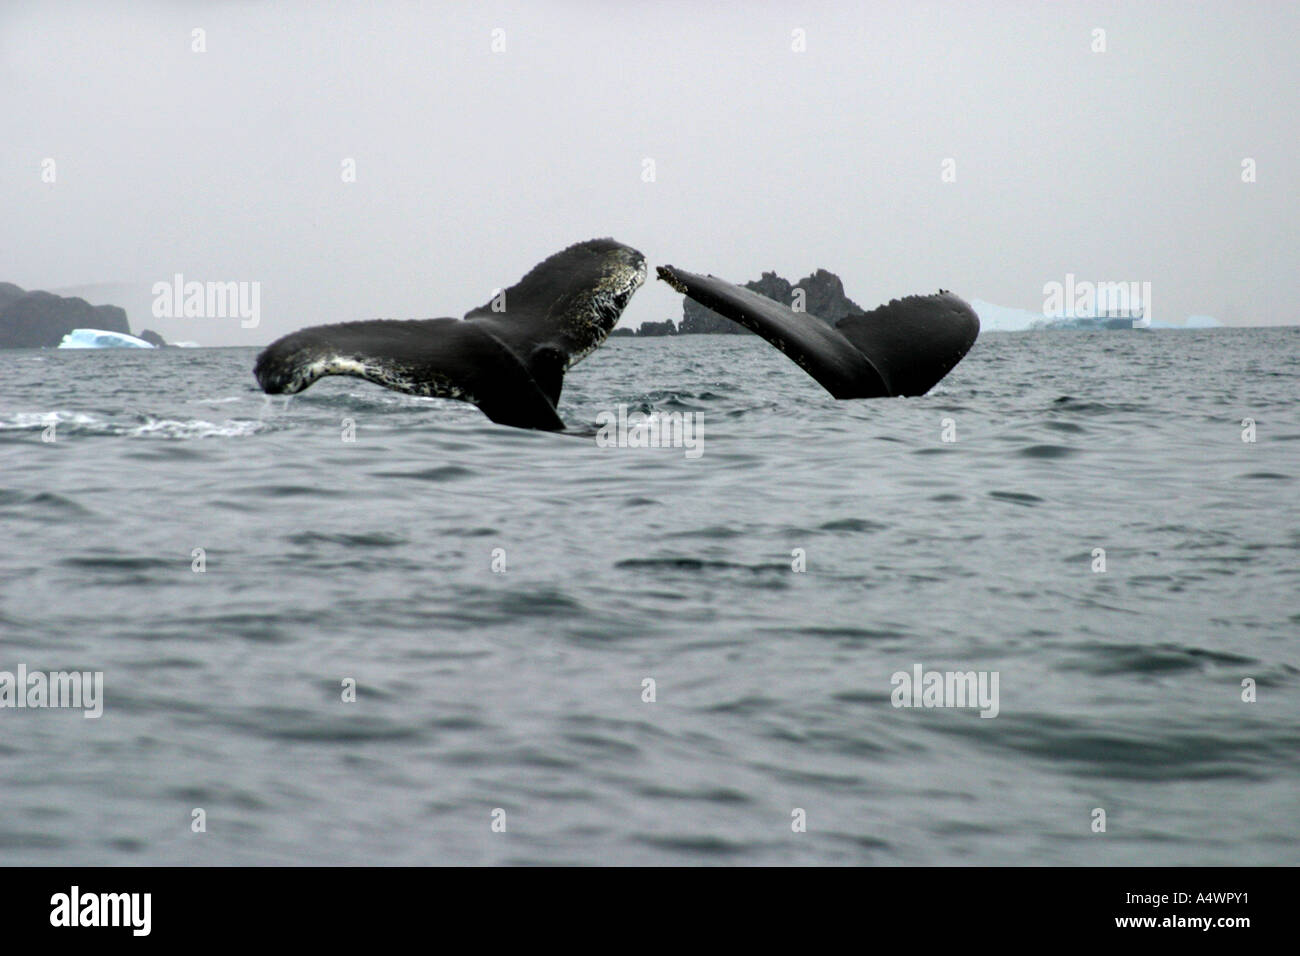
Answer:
564 256 647 369
291 352 474 404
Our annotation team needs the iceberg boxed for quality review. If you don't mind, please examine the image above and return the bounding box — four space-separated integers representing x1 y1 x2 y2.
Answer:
58 328 156 349
970 299 1045 332
973 300 1223 331
1149 314 1221 329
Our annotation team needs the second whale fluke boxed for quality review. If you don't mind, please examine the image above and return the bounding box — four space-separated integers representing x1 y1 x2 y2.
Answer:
656 265 979 398
254 239 646 430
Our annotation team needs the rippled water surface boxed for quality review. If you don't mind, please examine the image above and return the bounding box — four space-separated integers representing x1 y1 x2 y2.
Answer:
1 329 1298 865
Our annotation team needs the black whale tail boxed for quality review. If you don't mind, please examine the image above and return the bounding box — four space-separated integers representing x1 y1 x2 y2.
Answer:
253 239 646 430
833 292 981 396
656 265 979 399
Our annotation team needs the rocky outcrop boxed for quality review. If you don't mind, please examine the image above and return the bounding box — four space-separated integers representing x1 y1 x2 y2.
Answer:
634 319 677 337
678 268 865 333
609 319 678 338
0 284 133 348
138 329 168 347
0 282 26 312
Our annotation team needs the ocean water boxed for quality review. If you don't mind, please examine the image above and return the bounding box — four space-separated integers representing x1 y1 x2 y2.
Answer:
0 328 1297 866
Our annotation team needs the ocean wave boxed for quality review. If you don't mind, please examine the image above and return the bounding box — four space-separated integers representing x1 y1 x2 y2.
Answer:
0 410 271 439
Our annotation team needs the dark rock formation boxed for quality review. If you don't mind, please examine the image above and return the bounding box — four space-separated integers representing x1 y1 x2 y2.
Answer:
678 268 865 333
609 319 678 338
0 282 25 312
0 284 133 348
138 329 168 347
634 319 677 337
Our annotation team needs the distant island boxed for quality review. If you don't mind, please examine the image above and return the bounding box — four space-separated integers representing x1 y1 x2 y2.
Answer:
609 320 677 338
611 268 864 337
0 282 166 348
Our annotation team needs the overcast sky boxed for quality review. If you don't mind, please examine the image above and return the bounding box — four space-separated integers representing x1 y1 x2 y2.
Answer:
2 0 1297 344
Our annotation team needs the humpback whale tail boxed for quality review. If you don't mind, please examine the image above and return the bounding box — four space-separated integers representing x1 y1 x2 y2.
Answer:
254 239 646 430
656 265 979 398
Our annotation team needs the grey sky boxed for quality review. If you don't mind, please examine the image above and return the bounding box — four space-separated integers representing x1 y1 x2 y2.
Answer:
2 0 1297 344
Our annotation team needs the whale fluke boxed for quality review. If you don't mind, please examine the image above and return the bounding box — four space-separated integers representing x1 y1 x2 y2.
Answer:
254 239 646 430
656 265 979 398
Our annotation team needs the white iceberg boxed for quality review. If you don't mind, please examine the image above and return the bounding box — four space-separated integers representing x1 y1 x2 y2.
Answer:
972 300 1223 331
969 299 1045 332
1149 314 1221 329
58 328 156 349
